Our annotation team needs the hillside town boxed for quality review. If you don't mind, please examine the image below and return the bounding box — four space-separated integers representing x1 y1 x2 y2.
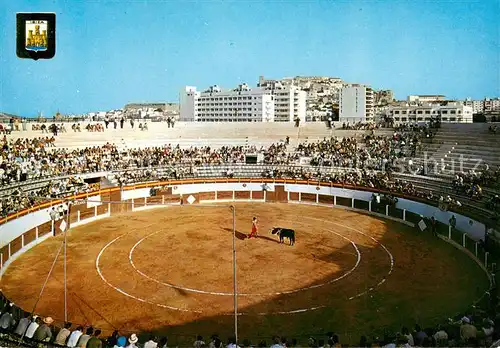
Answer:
1 75 499 125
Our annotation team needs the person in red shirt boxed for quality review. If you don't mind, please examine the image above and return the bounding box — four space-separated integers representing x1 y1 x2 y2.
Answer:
248 217 258 238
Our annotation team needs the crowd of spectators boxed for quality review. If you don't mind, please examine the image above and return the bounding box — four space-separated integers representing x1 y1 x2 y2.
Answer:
1 301 500 348
0 123 500 347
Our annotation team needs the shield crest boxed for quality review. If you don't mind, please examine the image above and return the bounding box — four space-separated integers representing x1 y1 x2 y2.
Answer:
25 20 48 51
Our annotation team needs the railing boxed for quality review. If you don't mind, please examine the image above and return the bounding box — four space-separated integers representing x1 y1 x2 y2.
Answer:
0 180 496 347
0 163 498 228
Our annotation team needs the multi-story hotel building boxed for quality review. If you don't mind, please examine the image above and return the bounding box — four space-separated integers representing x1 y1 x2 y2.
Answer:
257 80 306 122
180 82 306 123
339 85 374 123
179 84 275 122
388 101 473 123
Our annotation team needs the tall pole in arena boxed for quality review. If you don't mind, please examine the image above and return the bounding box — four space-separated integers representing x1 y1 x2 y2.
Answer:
230 205 238 342
63 201 71 322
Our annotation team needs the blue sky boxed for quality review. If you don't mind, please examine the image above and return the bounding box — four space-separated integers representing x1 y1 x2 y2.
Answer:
0 0 499 116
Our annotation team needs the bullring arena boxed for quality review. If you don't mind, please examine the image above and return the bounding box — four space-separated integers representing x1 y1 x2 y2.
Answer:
0 121 498 347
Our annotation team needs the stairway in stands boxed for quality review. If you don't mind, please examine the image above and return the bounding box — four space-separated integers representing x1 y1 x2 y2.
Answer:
417 123 500 178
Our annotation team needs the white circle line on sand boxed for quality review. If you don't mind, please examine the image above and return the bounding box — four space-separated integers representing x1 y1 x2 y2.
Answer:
95 234 202 314
300 216 395 300
96 213 395 314
128 227 361 296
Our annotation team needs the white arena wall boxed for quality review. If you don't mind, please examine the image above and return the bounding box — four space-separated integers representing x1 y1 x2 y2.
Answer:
0 181 489 277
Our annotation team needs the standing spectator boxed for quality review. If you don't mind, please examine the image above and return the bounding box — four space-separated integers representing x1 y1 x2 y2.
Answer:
14 313 31 337
104 116 110 129
130 119 134 129
113 119 117 129
87 329 103 348
25 316 41 339
33 316 53 343
22 118 27 131
67 326 84 347
120 118 125 129
449 215 457 232
430 216 437 237
54 322 72 346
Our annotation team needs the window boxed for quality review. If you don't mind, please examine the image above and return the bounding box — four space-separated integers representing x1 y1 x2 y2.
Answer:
394 110 400 114
417 110 423 114
441 110 448 114
425 110 430 114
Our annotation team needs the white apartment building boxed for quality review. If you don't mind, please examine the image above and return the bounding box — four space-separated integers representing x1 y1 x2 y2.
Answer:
464 97 500 114
408 95 446 103
258 80 306 122
179 84 275 122
339 85 374 123
389 102 473 123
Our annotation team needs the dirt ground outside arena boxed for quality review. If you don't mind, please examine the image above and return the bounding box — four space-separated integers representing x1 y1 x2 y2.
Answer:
0 203 489 346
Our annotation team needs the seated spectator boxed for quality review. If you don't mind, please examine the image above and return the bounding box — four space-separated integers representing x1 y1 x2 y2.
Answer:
0 305 15 331
414 324 427 346
24 316 40 339
127 333 140 348
460 316 477 342
433 325 448 344
32 316 53 343
87 329 103 348
54 322 73 346
194 335 205 348
143 334 158 348
13 312 31 337
67 326 84 347
226 336 239 348
106 330 120 347
77 326 94 348
159 337 169 348
114 336 127 348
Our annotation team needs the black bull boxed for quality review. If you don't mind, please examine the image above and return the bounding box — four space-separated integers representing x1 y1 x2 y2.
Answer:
271 227 296 245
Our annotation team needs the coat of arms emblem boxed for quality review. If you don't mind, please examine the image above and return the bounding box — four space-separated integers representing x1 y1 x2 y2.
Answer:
16 13 56 60
25 20 48 51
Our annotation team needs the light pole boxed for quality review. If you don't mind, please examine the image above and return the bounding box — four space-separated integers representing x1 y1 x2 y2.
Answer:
230 205 238 343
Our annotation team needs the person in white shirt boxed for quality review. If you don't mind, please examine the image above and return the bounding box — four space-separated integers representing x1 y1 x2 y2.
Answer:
144 335 159 348
194 335 205 348
0 306 16 330
24 316 40 339
226 336 239 348
66 326 84 347
270 336 285 348
14 313 31 336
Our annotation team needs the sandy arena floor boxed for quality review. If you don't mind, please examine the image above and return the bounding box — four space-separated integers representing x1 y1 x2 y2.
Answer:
1 203 489 344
